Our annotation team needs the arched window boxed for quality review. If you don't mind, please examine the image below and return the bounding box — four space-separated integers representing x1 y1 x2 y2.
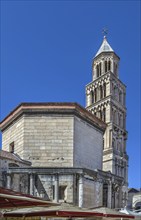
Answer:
100 85 103 99
119 91 122 103
114 62 116 73
108 60 111 71
103 83 106 97
9 142 14 153
99 110 102 120
94 88 97 102
99 63 102 76
113 110 117 123
91 90 94 104
105 61 108 73
115 64 118 75
103 108 106 122
113 86 117 99
96 65 99 77
112 138 116 148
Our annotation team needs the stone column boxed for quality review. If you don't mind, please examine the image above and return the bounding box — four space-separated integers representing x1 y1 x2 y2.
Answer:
78 175 83 208
86 90 91 107
54 174 59 202
7 173 11 189
30 173 34 195
107 180 112 208
118 186 123 208
73 174 77 205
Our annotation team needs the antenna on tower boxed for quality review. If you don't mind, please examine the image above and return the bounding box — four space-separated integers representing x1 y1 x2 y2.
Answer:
102 28 108 38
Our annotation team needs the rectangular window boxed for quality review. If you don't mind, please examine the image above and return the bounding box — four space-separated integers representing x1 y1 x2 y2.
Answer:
52 185 67 201
59 185 67 200
9 142 14 153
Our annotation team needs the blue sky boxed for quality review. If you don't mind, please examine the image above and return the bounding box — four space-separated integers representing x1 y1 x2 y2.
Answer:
0 0 140 188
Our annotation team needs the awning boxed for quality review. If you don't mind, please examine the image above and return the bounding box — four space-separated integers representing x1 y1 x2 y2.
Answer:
2 205 134 219
90 207 135 219
0 187 58 209
2 206 103 218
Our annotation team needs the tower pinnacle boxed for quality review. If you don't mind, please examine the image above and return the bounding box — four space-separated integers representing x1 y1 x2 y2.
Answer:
95 33 114 58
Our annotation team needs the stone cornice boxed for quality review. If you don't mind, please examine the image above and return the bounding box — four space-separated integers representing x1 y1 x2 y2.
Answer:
0 102 106 132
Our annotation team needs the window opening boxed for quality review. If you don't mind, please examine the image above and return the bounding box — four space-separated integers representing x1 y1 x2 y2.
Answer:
94 88 97 102
96 65 99 77
103 83 106 97
91 91 94 104
108 60 111 71
105 61 108 73
59 185 67 200
9 142 14 153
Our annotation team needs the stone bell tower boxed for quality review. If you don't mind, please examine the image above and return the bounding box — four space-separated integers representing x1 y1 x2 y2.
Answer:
85 36 128 186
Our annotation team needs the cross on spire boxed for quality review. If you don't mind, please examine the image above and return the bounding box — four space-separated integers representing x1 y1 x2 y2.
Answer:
102 28 108 38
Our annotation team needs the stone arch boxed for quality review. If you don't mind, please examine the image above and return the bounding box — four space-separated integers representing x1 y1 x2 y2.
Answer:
134 201 141 210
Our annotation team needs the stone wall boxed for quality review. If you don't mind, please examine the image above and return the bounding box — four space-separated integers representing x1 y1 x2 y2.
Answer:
23 115 74 167
2 114 104 170
83 177 103 208
74 116 103 170
2 116 25 157
2 115 74 167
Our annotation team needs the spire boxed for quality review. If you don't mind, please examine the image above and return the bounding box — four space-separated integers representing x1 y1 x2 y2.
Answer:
95 36 114 57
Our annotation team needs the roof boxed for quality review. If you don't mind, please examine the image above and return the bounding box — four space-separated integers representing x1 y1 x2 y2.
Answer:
0 150 31 165
95 36 114 57
0 187 58 209
128 188 140 193
0 102 106 132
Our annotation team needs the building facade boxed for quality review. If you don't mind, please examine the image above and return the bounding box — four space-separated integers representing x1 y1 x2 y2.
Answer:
0 102 125 208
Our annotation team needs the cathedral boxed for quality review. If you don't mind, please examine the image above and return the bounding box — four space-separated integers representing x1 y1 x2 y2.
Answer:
0 36 128 209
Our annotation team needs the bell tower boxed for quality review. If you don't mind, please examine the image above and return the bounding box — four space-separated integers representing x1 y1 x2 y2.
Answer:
85 35 128 185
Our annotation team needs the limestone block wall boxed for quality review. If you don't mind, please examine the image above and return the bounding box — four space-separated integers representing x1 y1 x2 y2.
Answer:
83 177 103 208
103 153 113 172
2 116 25 157
73 116 103 170
23 116 74 167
